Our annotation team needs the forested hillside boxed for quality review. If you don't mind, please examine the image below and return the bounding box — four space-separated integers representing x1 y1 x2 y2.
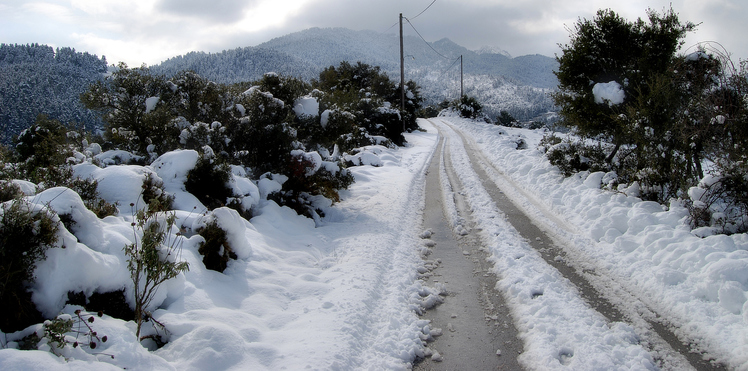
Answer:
154 47 319 84
0 44 108 143
155 28 558 122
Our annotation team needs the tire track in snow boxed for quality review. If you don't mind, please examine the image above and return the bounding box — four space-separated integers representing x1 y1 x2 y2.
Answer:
415 134 524 370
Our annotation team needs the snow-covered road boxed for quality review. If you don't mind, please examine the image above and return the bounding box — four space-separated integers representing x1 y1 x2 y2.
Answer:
425 118 706 370
415 134 523 370
427 117 747 370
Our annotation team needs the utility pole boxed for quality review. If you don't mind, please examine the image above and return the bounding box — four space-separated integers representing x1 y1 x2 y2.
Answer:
400 13 405 131
460 55 463 98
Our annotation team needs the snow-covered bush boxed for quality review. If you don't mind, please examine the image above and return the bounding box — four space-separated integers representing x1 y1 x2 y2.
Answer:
185 156 233 210
14 115 71 170
254 72 310 109
453 95 485 120
81 62 181 157
0 180 24 202
317 108 357 149
197 220 235 273
0 199 59 332
356 99 404 146
540 134 607 177
140 172 174 212
178 120 227 155
226 88 295 174
687 163 748 235
312 61 420 146
549 7 747 221
269 150 354 219
169 70 233 125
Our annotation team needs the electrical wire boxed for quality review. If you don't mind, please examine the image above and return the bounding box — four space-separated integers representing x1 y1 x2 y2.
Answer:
410 0 437 21
382 0 437 33
383 21 399 33
405 17 451 60
439 55 461 77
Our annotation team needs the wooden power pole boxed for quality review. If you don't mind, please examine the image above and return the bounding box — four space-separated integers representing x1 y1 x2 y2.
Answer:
399 14 405 109
400 13 405 131
460 55 463 98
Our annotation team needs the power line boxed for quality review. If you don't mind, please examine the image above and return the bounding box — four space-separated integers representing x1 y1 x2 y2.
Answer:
404 17 450 60
439 55 462 77
410 0 437 21
383 0 437 33
383 21 399 33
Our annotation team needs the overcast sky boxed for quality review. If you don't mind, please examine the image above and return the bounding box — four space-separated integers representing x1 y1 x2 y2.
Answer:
1 0 745 67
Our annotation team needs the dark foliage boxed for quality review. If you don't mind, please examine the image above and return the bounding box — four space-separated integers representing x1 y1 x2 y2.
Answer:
0 199 59 332
66 289 135 321
197 220 236 273
185 157 233 210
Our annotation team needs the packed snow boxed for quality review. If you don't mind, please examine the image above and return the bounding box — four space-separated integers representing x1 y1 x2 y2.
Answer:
1 117 746 370
592 81 625 106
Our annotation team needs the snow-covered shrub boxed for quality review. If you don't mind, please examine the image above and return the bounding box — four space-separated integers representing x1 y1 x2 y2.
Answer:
496 110 519 127
197 220 235 273
0 199 59 332
140 172 174 212
541 134 607 177
178 120 227 155
14 115 71 170
687 163 748 235
318 108 357 149
169 70 233 125
445 95 488 121
269 150 354 218
339 127 395 154
356 99 404 146
226 88 296 174
0 180 23 202
81 62 181 157
10 116 119 216
185 156 233 210
254 72 310 110
312 61 420 146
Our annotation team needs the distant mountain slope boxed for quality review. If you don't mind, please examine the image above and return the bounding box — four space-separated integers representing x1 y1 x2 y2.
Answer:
156 27 559 121
155 47 319 84
258 28 401 72
0 43 107 142
256 29 557 89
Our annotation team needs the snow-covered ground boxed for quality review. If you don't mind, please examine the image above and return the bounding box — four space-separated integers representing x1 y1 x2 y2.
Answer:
0 129 439 370
1 117 746 370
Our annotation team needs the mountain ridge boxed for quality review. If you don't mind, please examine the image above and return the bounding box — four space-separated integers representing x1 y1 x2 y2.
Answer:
155 27 558 121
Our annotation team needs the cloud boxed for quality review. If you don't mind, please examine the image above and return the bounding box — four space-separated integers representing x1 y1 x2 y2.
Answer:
156 0 257 23
0 0 746 66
